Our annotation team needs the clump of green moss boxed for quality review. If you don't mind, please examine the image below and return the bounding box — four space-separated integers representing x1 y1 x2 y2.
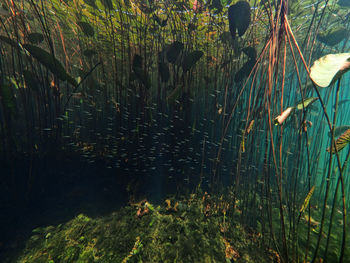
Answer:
16 195 270 263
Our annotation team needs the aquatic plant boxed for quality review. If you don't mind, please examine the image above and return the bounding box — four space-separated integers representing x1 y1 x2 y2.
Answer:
1 0 350 262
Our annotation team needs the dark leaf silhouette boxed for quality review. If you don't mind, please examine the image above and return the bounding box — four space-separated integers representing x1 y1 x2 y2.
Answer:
83 0 98 9
338 0 350 7
234 59 255 83
0 35 18 48
77 21 94 37
83 49 97 58
101 0 113 10
132 54 150 88
167 41 184 64
28 33 44 44
242 47 256 60
228 1 251 39
317 27 348 46
159 62 170 82
182 51 203 72
153 15 168 27
23 44 77 86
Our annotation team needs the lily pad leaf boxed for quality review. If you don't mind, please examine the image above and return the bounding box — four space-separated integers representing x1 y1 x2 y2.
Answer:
77 21 94 37
28 33 44 44
228 1 251 39
296 97 318 110
327 128 350 153
317 27 348 46
182 50 203 72
23 44 77 86
310 53 350 87
166 41 184 64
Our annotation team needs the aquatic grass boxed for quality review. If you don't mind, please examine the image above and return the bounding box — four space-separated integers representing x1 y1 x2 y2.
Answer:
1 0 350 262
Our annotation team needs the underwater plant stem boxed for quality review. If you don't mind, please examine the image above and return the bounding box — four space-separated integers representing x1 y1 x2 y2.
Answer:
285 22 314 261
215 39 270 175
323 81 347 263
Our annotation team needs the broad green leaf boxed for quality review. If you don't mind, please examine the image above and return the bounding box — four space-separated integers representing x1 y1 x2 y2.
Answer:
310 53 350 87
327 128 350 153
296 97 318 110
23 44 77 86
182 51 203 72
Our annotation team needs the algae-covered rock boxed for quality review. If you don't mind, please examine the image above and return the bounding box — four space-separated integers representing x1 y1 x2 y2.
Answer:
16 197 269 263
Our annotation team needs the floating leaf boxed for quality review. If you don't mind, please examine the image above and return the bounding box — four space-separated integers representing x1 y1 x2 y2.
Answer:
23 44 77 86
310 53 350 87
182 50 203 72
296 97 318 110
317 27 348 46
166 41 184 64
77 21 94 37
327 128 350 153
28 33 44 44
228 1 251 39
159 62 170 82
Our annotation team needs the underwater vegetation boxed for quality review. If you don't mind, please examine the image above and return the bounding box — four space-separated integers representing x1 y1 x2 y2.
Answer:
1 0 350 262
